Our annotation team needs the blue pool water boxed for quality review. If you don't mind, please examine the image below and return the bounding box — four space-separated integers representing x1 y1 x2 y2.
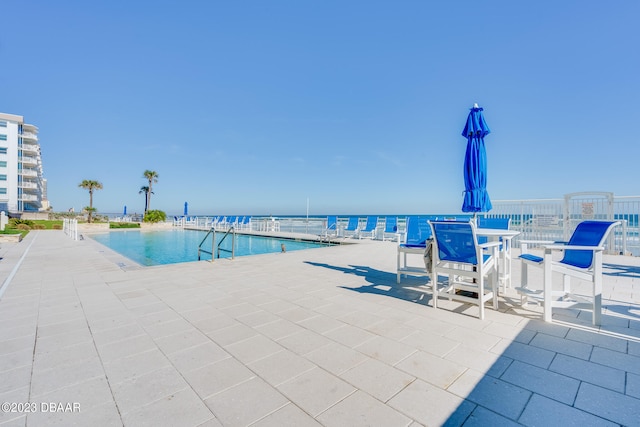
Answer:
90 229 331 266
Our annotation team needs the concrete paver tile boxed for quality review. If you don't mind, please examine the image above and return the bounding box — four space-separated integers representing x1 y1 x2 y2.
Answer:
247 349 315 386
388 379 473 427
628 372 640 399
500 360 580 405
549 353 626 393
27 400 122 427
254 318 305 341
494 340 555 369
154 328 210 355
529 332 593 360
317 390 412 427
354 335 417 366
30 357 105 398
277 367 356 417
97 334 158 362
204 323 258 347
277 329 334 356
223 334 284 364
103 348 172 385
306 341 368 376
167 341 230 373
395 351 466 389
340 358 415 402
574 382 640 426
182 357 255 400
463 375 531 420
121 387 214 427
591 346 640 375
519 394 618 426
462 406 522 427
111 365 190 415
0 365 31 395
250 402 322 427
204 377 288 427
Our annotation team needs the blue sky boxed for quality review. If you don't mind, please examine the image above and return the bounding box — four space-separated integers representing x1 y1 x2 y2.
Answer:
2 1 639 216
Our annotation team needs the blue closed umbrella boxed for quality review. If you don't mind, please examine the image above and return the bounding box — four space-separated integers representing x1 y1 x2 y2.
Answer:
461 104 492 213
184 202 188 216
123 205 127 216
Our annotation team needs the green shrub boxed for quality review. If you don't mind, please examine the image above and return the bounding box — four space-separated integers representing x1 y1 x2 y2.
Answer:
143 210 167 223
110 222 141 229
10 218 35 228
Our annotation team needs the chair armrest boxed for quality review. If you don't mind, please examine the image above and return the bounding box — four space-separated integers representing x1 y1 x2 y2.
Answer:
543 244 605 252
519 239 555 245
479 241 501 249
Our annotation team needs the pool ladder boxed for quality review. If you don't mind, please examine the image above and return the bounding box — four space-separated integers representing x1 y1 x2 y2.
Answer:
198 227 236 261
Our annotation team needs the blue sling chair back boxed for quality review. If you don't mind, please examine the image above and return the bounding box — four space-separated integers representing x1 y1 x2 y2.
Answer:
382 216 398 241
396 216 433 284
517 220 619 325
359 216 379 239
343 216 360 238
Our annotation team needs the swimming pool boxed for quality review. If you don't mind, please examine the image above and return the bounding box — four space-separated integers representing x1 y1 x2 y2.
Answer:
90 229 331 266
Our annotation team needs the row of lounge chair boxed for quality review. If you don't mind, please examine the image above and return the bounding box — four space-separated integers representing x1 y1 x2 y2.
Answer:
210 216 251 230
322 215 418 240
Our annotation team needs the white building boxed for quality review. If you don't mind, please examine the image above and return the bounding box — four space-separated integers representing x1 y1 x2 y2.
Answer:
0 113 48 214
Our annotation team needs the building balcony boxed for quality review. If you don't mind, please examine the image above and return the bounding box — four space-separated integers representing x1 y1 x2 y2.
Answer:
20 143 40 153
20 182 38 189
20 169 38 178
21 156 39 166
21 132 38 141
20 194 39 202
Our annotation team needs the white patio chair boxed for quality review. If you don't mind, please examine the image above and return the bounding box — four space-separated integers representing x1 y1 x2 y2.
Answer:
516 220 620 325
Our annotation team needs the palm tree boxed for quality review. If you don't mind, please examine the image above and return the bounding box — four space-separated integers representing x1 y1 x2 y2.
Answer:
138 186 153 213
78 179 103 223
143 170 159 212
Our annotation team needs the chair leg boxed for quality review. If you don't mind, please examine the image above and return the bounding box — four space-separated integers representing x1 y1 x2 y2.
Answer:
431 272 438 309
478 277 485 320
563 275 571 297
593 251 603 326
543 249 553 322
520 260 529 306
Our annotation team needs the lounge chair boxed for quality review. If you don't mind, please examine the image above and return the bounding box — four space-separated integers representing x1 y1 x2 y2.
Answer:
322 216 338 239
429 220 500 320
397 216 432 283
516 220 620 325
359 216 379 239
382 216 399 241
343 216 360 238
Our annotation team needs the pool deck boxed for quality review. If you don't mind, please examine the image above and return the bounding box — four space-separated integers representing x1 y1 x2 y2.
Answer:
1 230 640 426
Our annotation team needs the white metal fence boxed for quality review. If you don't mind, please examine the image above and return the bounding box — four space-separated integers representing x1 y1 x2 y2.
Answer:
490 192 640 255
160 192 640 256
63 218 79 240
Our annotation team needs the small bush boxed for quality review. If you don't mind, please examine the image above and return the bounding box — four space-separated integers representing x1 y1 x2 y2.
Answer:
33 224 46 230
10 218 35 228
16 223 31 230
110 222 141 229
143 210 167 223
52 224 62 230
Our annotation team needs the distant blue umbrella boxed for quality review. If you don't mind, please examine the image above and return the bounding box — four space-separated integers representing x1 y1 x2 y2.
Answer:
461 104 492 213
184 202 188 216
123 205 127 216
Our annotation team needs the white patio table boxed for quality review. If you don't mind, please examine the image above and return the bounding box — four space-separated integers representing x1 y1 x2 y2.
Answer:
476 228 520 291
